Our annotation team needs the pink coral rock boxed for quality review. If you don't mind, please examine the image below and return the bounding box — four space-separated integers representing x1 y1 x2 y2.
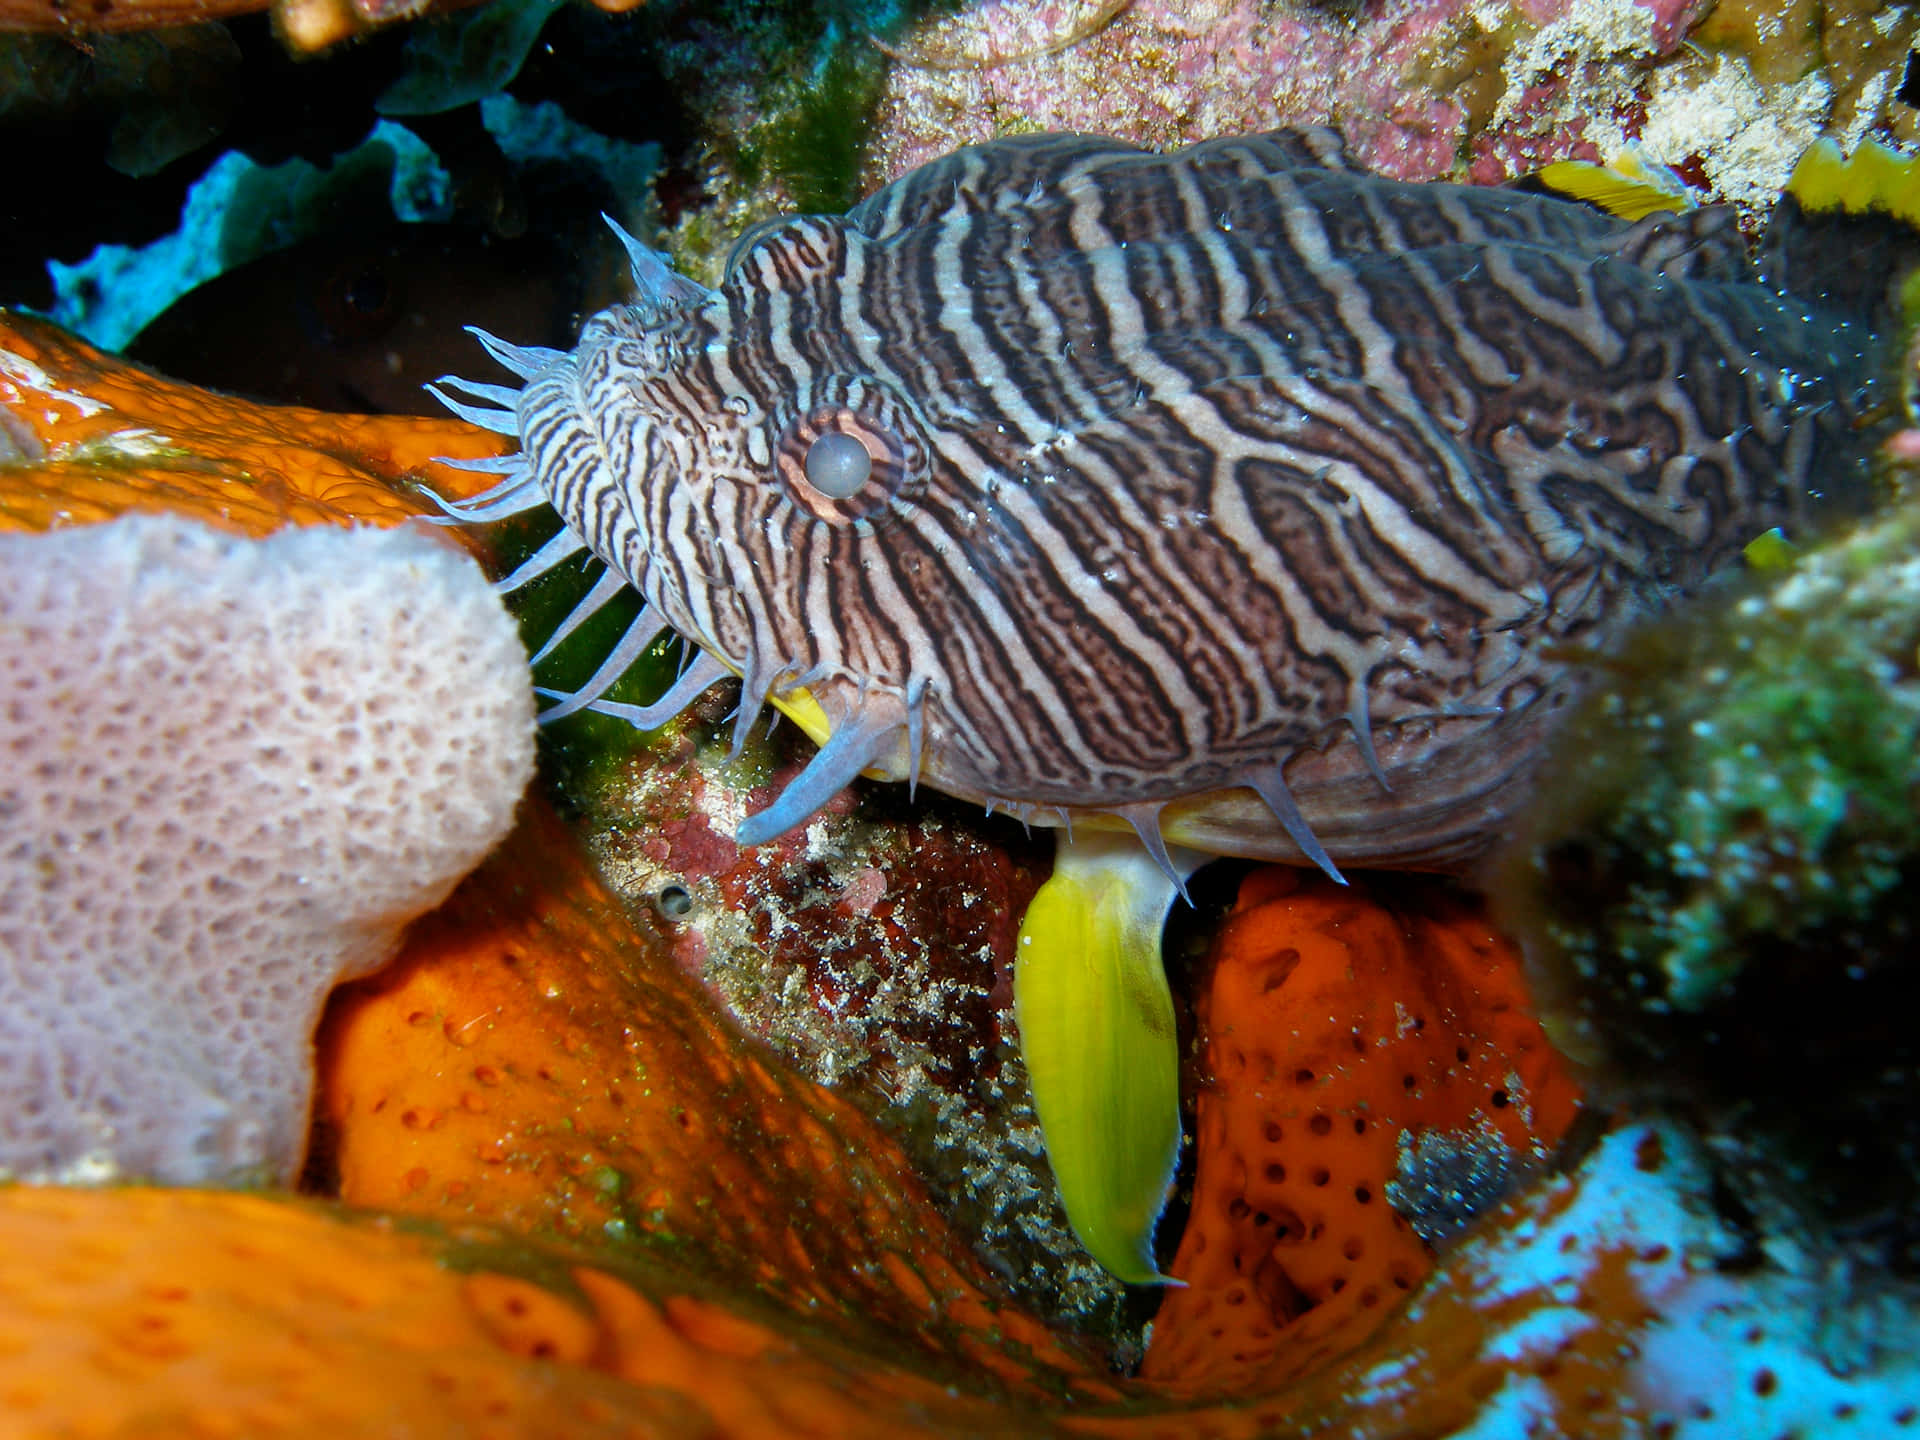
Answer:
864 0 1818 199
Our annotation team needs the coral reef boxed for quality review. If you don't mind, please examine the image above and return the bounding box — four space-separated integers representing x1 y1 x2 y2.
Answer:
1495 489 1920 1269
8 90 1920 1413
1169 1117 1920 1440
863 0 1915 207
560 693 1136 1340
1143 867 1582 1393
10 1114 1919 1438
0 513 535 1184
0 0 590 56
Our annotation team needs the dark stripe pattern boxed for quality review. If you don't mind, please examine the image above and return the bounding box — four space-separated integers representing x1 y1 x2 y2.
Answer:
502 129 1879 870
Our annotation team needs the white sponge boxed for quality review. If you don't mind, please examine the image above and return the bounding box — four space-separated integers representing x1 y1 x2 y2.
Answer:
0 514 536 1185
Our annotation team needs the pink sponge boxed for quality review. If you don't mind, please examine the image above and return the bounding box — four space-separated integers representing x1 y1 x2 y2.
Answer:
0 514 536 1185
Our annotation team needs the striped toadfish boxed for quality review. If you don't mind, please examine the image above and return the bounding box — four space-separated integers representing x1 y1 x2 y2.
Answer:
432 129 1905 1282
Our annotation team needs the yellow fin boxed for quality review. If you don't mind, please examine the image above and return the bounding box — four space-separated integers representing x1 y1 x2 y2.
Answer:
1014 831 1200 1285
1787 137 1920 229
1537 149 1694 221
1743 526 1798 571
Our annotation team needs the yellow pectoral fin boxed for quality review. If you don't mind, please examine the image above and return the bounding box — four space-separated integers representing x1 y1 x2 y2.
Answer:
1014 831 1203 1285
1536 151 1694 221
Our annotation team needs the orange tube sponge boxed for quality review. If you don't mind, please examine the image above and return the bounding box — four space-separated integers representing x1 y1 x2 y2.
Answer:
1142 868 1582 1393
0 514 535 1185
0 310 509 537
0 1185 1071 1439
315 800 1109 1403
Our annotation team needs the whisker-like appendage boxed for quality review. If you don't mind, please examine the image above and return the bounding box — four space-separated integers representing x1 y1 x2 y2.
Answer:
602 213 713 312
464 326 563 380
558 649 731 731
434 374 524 410
1347 689 1391 793
422 474 550 525
528 567 630 665
733 701 906 847
533 606 672 723
1248 763 1345 886
1113 802 1192 902
726 654 792 762
441 454 530 476
425 381 521 435
494 528 590 596
904 674 929 801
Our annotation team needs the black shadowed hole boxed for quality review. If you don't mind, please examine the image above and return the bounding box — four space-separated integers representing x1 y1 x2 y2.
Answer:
1308 1114 1332 1137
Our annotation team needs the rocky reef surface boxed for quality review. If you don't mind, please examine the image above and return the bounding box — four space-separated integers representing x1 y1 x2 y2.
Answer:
4 1 1920 1432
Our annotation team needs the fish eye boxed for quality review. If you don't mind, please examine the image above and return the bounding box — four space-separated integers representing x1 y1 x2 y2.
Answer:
773 377 926 525
804 431 872 497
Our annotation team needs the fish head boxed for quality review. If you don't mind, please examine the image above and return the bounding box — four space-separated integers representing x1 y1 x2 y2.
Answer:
512 217 947 779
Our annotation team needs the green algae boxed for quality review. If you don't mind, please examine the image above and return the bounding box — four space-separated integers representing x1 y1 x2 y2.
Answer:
654 0 941 281
1496 490 1920 1265
1504 494 1920 1017
739 39 893 216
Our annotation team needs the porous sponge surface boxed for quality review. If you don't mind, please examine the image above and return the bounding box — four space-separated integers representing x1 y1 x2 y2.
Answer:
0 514 535 1186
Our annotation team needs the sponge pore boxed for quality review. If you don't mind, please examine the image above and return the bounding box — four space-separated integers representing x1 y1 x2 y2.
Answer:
0 514 536 1186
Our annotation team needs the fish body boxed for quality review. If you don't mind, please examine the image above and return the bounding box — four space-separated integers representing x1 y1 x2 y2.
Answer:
443 129 1875 874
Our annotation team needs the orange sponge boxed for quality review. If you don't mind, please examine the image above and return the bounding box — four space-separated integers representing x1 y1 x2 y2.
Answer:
316 800 1105 1402
1144 867 1581 1391
0 1185 1072 1439
0 309 508 539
